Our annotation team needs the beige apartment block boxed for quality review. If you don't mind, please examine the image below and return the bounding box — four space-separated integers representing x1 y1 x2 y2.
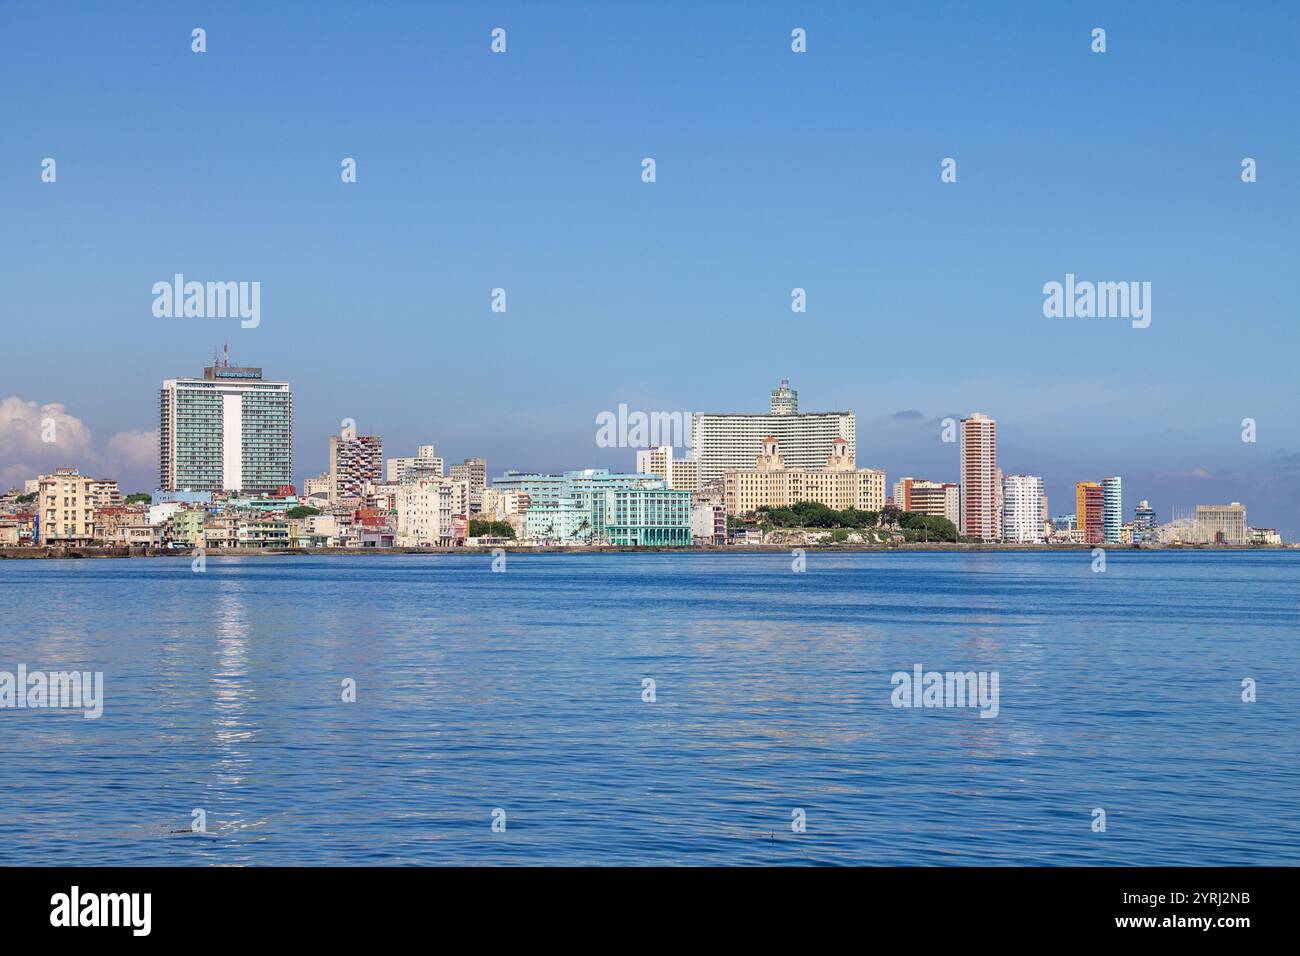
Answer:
480 488 530 520
303 473 331 497
449 457 487 494
386 444 444 484
636 446 701 493
37 469 97 544
87 479 122 509
669 458 700 493
895 477 960 526
395 481 442 547
724 438 884 516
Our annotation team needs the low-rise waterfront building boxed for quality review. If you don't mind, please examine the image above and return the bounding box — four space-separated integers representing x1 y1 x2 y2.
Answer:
691 502 727 545
238 518 291 549
120 524 163 547
93 506 146 544
292 513 341 548
202 512 242 549
522 486 693 545
600 487 692 546
169 508 207 546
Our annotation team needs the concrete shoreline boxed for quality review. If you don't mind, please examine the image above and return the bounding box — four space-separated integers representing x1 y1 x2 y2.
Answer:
1 543 1290 560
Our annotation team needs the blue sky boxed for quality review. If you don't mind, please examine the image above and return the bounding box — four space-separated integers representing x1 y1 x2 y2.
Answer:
2 2 1298 534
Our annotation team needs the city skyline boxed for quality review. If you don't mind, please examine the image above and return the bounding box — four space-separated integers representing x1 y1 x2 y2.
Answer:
3 3 1298 535
0 366 1282 541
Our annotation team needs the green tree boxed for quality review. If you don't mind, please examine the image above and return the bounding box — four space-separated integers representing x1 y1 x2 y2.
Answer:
754 502 879 530
125 492 151 505
899 512 958 542
287 505 320 519
469 519 516 539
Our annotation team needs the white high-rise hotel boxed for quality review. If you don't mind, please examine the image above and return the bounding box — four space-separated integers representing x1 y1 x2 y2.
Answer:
159 361 293 493
1002 474 1045 543
959 412 999 542
691 380 855 484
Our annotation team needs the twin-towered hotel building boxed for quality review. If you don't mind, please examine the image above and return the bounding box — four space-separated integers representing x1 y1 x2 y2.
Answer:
724 436 885 515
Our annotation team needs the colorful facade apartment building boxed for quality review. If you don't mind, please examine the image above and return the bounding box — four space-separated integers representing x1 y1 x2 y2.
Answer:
1075 482 1105 545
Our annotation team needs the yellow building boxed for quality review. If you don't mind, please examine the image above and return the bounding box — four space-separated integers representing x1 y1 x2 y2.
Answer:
37 468 98 545
724 438 884 516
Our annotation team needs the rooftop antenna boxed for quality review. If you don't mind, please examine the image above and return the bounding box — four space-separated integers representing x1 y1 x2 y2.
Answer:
224 341 229 367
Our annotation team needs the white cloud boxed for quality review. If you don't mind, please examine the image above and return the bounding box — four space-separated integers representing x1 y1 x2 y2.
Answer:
0 397 95 462
104 428 159 475
0 396 157 492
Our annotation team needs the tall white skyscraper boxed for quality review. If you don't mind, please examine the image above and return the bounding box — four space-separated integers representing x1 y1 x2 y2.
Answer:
959 413 999 541
1002 474 1045 543
692 381 855 483
1102 476 1123 544
159 360 292 493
